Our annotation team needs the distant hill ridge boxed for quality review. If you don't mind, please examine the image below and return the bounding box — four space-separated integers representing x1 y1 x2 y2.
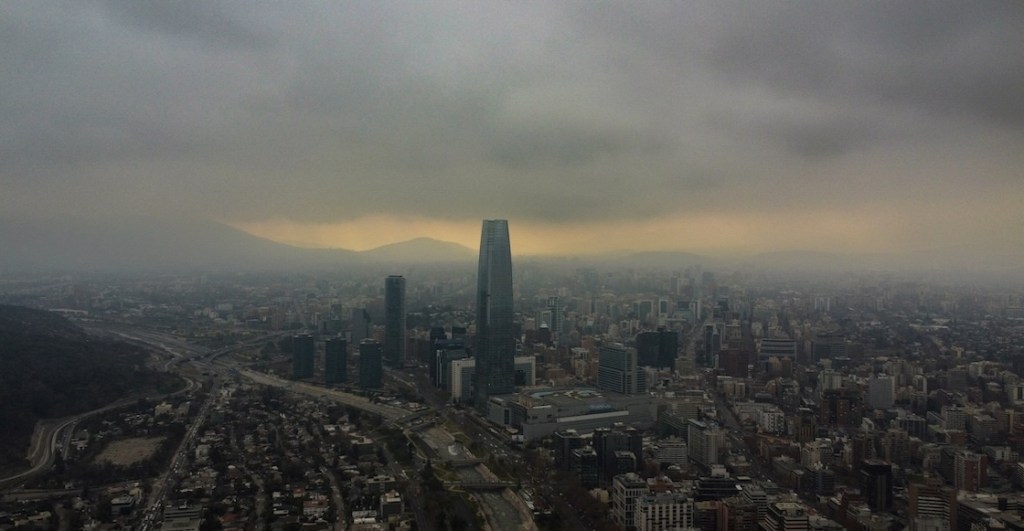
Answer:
361 237 476 262
0 217 476 272
1 216 1020 276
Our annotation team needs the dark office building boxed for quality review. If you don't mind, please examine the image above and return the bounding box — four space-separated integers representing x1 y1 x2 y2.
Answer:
613 450 637 477
429 327 447 342
451 326 467 340
292 334 315 379
718 349 752 378
429 327 447 348
757 338 797 370
812 334 847 361
897 414 928 439
424 327 447 370
808 467 835 496
722 496 759 531
359 339 383 389
761 502 808 531
594 427 643 481
703 324 720 365
384 275 406 368
636 329 679 368
694 501 721 531
350 308 371 343
794 408 817 444
554 430 584 471
820 388 863 428
571 446 600 488
474 220 515 413
860 459 893 511
695 476 739 502
432 338 468 390
324 337 347 384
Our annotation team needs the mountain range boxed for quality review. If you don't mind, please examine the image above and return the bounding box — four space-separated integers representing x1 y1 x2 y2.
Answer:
0 217 1020 279
0 217 475 273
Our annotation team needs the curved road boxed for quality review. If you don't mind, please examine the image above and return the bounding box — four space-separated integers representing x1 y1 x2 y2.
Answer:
0 397 136 491
0 335 201 492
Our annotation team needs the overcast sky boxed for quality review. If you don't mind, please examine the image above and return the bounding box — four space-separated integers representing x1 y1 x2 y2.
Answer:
2 1 1022 256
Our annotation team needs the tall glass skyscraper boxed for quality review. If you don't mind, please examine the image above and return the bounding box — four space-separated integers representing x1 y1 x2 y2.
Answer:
292 334 315 379
359 339 383 389
474 219 515 413
324 337 347 384
384 275 406 368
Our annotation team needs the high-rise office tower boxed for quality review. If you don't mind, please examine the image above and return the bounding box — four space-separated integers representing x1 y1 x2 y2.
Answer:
350 308 371 343
384 275 406 368
571 446 600 488
868 374 895 410
702 324 720 365
547 296 565 346
819 388 863 428
954 451 987 492
292 334 315 379
636 329 678 368
758 337 797 368
359 339 383 389
721 496 759 531
324 337 347 384
860 459 894 511
474 219 515 414
554 430 584 471
597 344 647 395
428 327 450 387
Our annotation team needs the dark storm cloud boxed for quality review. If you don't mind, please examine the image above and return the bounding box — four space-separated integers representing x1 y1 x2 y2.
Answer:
705 1 1024 129
778 122 872 161
487 118 667 170
0 1 255 177
709 106 885 160
98 0 276 50
0 0 1021 238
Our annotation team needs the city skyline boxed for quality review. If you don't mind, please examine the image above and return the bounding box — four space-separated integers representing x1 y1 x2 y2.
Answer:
1 2 1022 262
3 225 1024 529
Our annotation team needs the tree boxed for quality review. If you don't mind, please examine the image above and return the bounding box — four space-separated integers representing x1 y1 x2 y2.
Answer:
53 451 66 475
199 512 223 531
96 499 112 522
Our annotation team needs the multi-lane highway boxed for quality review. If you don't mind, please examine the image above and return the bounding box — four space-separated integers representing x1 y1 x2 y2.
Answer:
138 381 218 531
0 391 183 491
238 369 408 419
0 415 79 491
0 325 212 492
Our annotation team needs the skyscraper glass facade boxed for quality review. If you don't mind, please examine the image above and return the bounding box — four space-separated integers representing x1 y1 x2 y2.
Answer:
384 275 406 368
359 339 383 389
474 219 515 413
325 337 347 384
292 334 315 379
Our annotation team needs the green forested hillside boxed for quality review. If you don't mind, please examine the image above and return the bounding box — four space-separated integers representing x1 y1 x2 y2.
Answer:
0 305 180 471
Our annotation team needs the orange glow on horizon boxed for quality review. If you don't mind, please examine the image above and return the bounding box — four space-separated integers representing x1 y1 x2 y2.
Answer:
228 206 930 258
